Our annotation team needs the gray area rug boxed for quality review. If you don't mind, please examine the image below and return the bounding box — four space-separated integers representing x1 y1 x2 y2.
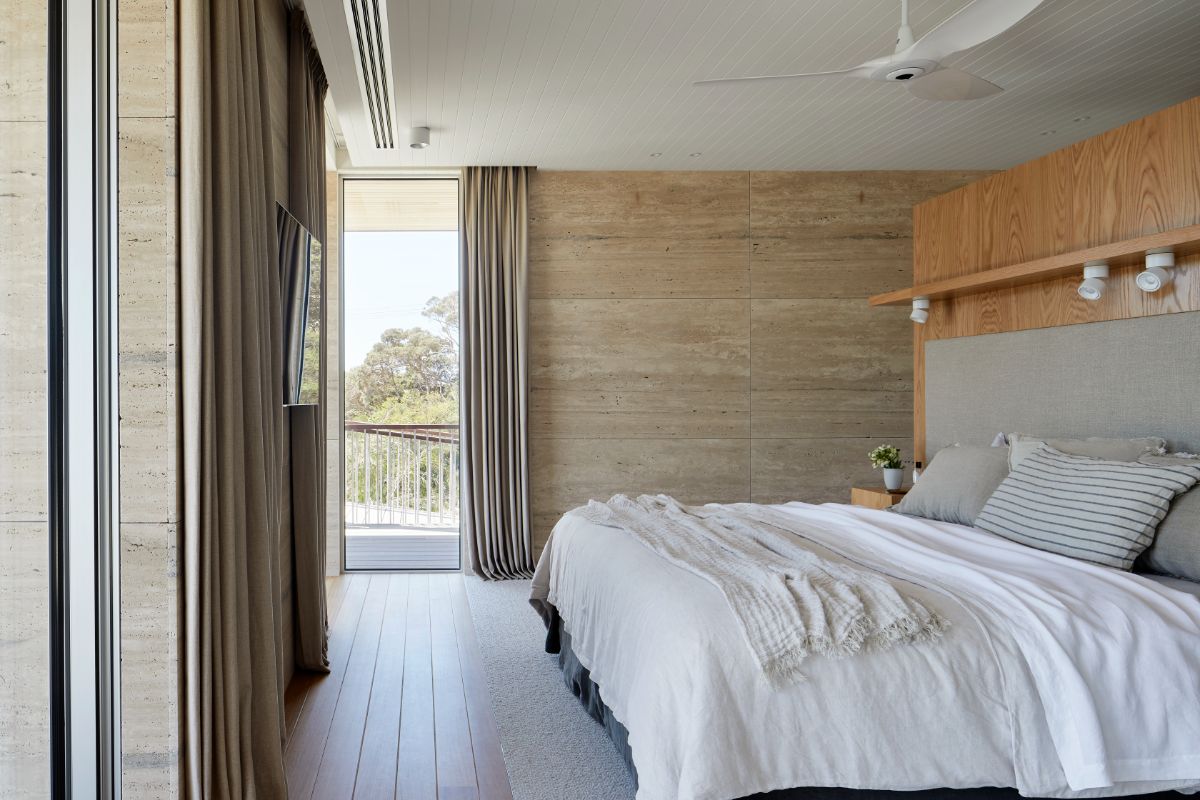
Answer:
463 577 636 800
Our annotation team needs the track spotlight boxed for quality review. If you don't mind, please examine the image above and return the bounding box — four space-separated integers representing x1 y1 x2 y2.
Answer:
1077 261 1109 301
910 296 930 324
1136 250 1174 293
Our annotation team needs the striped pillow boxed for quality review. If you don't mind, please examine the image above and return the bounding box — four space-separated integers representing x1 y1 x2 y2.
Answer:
975 445 1200 570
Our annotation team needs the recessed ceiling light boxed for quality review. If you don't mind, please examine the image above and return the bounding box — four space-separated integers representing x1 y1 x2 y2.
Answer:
689 152 702 158
1072 115 1091 123
649 152 662 158
1039 130 1056 136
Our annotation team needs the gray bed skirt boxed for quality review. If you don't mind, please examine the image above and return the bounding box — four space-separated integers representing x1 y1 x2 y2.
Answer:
547 612 1179 800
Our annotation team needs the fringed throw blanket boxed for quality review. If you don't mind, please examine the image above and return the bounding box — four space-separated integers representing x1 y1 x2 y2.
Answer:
575 495 947 686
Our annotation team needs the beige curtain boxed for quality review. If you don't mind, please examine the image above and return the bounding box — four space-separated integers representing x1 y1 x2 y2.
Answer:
286 7 330 674
180 0 288 793
287 9 327 244
460 167 535 579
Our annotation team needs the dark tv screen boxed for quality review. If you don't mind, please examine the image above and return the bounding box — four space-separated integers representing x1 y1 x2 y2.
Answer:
277 204 315 405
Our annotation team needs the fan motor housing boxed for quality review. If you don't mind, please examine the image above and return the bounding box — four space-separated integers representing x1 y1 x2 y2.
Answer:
887 67 925 80
873 59 939 82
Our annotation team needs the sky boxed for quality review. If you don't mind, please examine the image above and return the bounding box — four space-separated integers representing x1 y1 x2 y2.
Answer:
343 230 459 369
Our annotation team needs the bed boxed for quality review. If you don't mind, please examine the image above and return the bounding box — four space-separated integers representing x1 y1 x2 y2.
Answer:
529 313 1200 800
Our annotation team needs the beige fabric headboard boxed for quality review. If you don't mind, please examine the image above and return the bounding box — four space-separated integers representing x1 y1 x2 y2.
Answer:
924 311 1200 457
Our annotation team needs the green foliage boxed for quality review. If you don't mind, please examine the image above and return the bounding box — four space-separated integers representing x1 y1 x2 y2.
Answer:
345 290 459 424
422 292 459 346
298 238 323 405
868 444 902 469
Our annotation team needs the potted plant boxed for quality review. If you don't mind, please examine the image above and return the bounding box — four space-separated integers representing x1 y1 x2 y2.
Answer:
869 444 904 491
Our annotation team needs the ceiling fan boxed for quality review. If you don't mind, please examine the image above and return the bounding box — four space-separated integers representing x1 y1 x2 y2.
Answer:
695 0 1044 101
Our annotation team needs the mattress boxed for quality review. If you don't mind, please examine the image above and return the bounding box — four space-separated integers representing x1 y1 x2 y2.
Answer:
533 502 1200 800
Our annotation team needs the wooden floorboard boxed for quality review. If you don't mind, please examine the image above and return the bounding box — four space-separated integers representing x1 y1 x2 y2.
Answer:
284 572 511 800
430 575 480 800
312 575 390 799
285 576 353 741
396 575 438 800
352 575 409 799
285 575 370 797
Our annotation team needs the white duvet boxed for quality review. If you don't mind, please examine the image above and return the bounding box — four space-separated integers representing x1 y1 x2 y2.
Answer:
533 502 1200 800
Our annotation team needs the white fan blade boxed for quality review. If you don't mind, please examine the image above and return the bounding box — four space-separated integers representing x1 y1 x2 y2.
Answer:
907 0 1044 62
694 65 873 86
907 67 1002 101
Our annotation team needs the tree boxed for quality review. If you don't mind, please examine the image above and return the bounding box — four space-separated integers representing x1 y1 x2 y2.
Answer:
422 291 459 348
297 238 324 404
345 290 459 424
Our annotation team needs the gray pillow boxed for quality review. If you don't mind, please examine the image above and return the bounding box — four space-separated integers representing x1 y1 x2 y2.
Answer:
894 445 1011 526
1007 432 1166 470
976 446 1200 570
1137 454 1200 582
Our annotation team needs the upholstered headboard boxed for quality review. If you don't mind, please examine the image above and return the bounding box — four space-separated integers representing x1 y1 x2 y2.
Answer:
924 311 1200 457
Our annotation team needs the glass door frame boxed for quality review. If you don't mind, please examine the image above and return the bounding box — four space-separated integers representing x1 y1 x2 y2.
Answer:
335 171 463 573
48 0 121 793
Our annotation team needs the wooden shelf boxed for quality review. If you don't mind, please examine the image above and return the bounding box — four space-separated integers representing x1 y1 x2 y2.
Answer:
869 223 1200 307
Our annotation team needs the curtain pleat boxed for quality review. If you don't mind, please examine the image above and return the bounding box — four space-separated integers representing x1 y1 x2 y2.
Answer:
286 7 331 674
461 167 535 580
181 0 289 793
287 9 327 244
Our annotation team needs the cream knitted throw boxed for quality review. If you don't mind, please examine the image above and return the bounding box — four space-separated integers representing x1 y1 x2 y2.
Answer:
575 495 947 686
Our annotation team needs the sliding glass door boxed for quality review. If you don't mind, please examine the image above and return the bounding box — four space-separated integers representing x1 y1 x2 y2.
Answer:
341 178 462 571
0 0 119 795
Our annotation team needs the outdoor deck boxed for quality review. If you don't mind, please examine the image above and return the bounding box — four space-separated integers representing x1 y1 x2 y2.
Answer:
345 508 459 570
344 424 460 571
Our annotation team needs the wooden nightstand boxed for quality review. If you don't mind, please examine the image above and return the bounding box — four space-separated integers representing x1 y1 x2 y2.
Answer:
850 486 909 510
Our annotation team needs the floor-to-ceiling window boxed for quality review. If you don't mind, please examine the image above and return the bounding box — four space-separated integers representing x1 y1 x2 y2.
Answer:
341 178 461 571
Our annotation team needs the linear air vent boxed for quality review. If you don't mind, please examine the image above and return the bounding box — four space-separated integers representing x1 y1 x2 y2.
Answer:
347 0 394 149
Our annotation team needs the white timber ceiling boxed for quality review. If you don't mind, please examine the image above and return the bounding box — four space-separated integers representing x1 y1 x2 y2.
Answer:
303 0 1200 171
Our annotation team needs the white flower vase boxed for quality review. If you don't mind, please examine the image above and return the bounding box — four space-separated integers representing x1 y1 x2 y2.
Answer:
883 467 904 491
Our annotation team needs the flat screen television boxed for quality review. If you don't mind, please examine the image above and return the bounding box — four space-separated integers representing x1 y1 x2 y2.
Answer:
277 204 320 405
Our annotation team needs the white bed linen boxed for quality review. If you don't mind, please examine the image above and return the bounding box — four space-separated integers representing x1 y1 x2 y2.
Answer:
538 502 1200 800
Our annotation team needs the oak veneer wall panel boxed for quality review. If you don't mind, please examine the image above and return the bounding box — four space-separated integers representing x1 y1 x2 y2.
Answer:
750 171 987 298
912 97 1200 460
749 172 986 504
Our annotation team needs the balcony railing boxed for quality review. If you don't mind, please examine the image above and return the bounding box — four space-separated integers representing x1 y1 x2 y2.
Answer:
345 423 460 529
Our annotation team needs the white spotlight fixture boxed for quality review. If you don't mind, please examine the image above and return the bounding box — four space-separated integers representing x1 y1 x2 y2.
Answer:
1077 261 1109 301
1136 249 1175 293
910 295 930 324
408 126 430 149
